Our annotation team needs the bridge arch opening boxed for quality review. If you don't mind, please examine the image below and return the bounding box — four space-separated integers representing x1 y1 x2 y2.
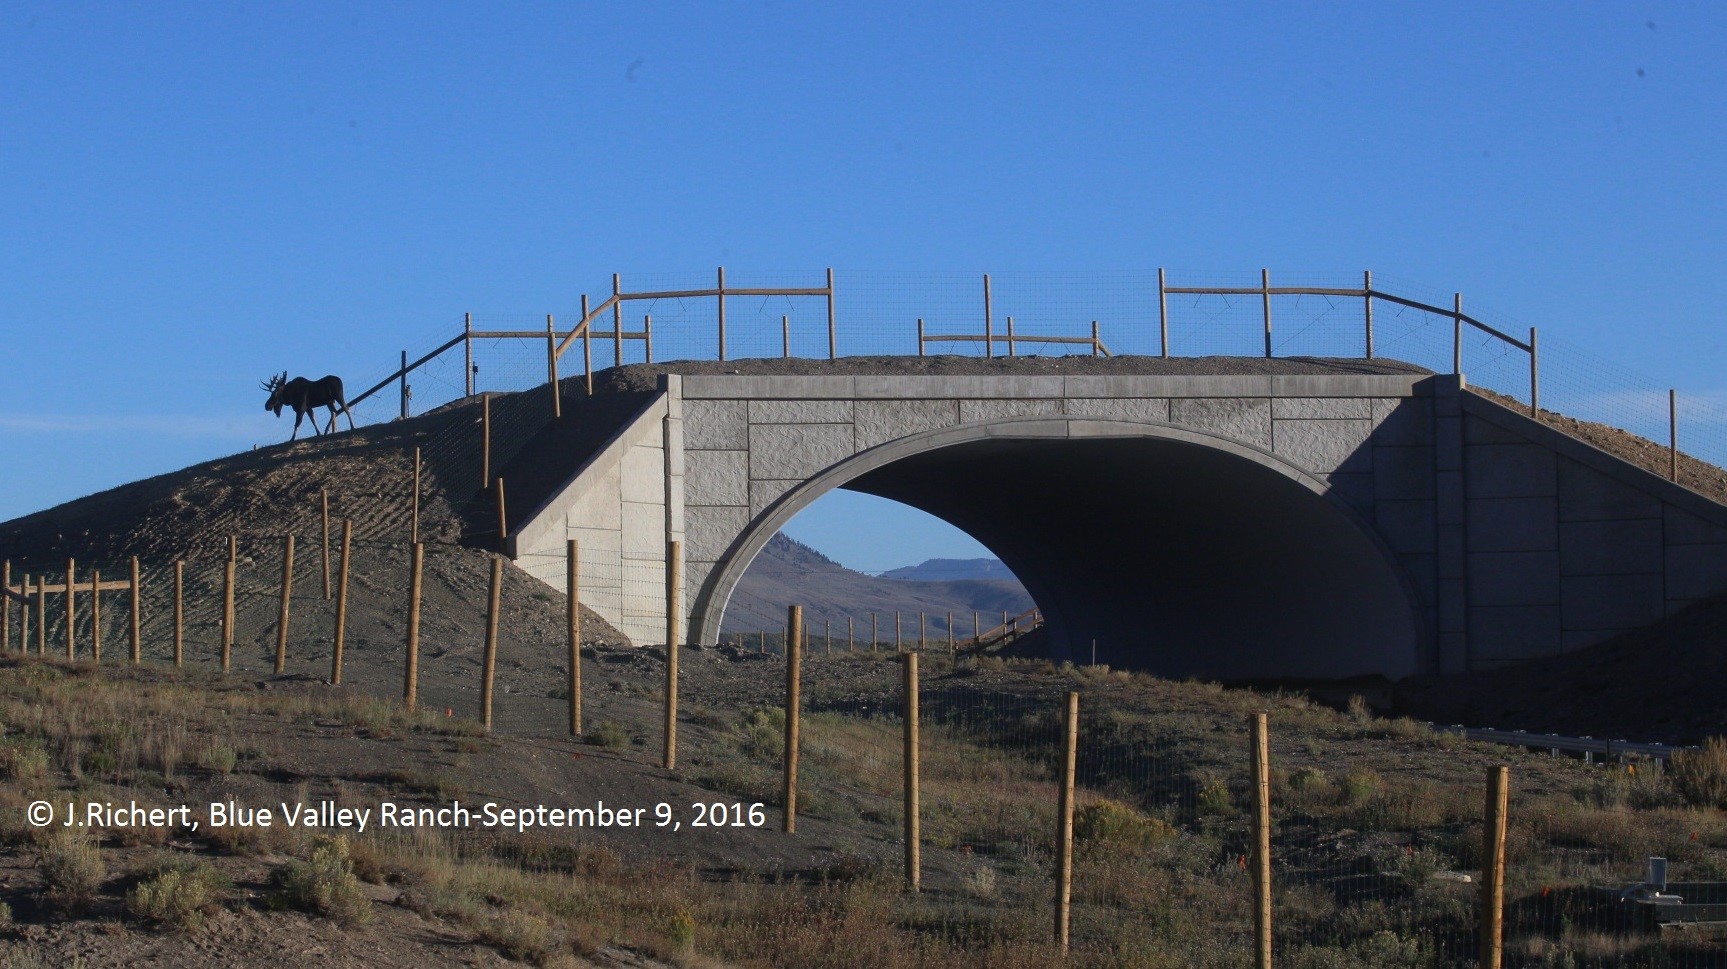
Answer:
695 419 1425 681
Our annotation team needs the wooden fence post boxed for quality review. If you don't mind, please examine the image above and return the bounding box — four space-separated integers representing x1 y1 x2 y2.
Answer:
481 393 492 490
1363 269 1374 359
90 570 101 663
871 612 878 651
946 612 954 654
221 558 234 672
1481 766 1510 969
1158 267 1170 358
663 540 682 770
1453 293 1464 375
612 274 624 366
321 488 331 599
904 651 920 891
21 573 33 655
894 611 901 651
1529 327 1540 418
464 311 474 396
35 575 46 655
983 273 994 359
404 542 423 709
1055 691 1079 951
129 556 141 664
567 539 582 735
826 267 836 359
65 557 75 660
1251 712 1273 969
919 612 926 651
784 604 802 834
717 266 727 362
481 554 502 730
1670 389 1679 482
274 535 294 674
583 294 593 395
546 314 561 419
1 561 9 654
495 478 508 552
331 519 352 685
847 615 854 652
172 559 184 667
1261 268 1273 358
411 447 421 543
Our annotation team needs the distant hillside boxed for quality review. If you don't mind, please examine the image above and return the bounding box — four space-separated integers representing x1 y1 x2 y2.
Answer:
881 558 1018 582
725 534 1034 637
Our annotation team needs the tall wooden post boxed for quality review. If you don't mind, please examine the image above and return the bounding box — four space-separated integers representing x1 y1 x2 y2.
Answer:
983 274 994 359
129 556 141 664
411 447 421 543
644 313 654 363
1158 267 1170 358
90 570 101 663
546 314 561 418
1670 389 1679 482
65 558 76 660
663 540 682 770
826 267 837 359
480 393 492 490
1528 328 1540 417
1261 268 1273 358
1 561 10 653
35 576 46 655
903 652 921 891
1453 293 1464 375
894 611 902 651
871 612 878 651
946 612 954 654
331 519 351 685
1090 320 1100 356
1006 316 1016 357
612 274 624 366
847 615 854 652
172 559 184 667
567 539 581 736
320 488 332 599
1481 766 1510 969
918 612 926 651
481 554 502 730
274 535 294 674
1055 691 1079 950
717 266 727 362
221 558 234 672
464 311 474 397
403 542 423 709
23 574 35 655
784 605 802 834
582 294 593 395
916 318 925 356
1251 713 1273 969
1363 270 1374 358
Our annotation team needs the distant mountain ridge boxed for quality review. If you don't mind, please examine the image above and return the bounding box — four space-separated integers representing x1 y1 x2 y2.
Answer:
725 535 1033 635
880 558 1016 582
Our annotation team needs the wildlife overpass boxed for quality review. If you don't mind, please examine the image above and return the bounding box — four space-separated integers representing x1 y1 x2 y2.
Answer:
503 362 1727 681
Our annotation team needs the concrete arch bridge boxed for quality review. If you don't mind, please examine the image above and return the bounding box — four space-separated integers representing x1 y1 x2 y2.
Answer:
502 360 1727 681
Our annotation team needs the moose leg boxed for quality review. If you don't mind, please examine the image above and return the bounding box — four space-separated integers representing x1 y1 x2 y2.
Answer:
338 396 355 431
290 409 304 441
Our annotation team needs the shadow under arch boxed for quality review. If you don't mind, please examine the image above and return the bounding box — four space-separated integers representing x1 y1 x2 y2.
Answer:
694 418 1427 680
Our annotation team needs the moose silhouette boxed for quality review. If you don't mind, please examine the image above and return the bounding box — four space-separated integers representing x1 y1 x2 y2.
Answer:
262 372 355 439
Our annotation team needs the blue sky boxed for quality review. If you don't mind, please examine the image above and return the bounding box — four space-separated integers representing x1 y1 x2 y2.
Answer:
4 4 1725 571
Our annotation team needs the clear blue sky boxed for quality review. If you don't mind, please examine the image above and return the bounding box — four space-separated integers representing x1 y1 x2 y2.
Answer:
4 4 1725 570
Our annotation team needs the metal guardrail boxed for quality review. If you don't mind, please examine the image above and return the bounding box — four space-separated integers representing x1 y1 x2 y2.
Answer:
1435 724 1695 762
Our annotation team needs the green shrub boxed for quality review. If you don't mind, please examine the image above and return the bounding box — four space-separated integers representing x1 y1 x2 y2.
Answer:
0 738 50 781
201 744 237 774
1074 799 1177 851
270 835 371 925
584 720 630 749
1671 737 1727 809
38 832 105 912
127 857 229 931
738 707 786 762
1195 777 1233 817
1342 769 1386 804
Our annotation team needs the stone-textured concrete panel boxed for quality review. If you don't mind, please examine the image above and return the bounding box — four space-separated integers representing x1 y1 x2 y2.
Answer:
682 399 747 450
1370 397 1433 446
1557 457 1662 522
620 444 665 505
1373 446 1435 500
1273 419 1373 474
1465 417 1528 446
684 449 749 507
684 505 751 562
1467 551 1560 606
1466 497 1559 553
854 399 961 450
1374 500 1436 554
749 423 854 480
1470 606 1561 660
1325 472 1374 515
748 399 854 424
621 502 664 557
1664 543 1727 600
1274 397 1372 420
1168 398 1272 448
1561 574 1664 630
959 398 1064 423
1559 519 1663 576
750 479 803 519
1665 506 1727 546
1464 443 1556 498
1064 397 1171 423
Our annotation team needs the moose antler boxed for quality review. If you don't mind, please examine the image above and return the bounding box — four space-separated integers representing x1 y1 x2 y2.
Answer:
261 374 284 392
